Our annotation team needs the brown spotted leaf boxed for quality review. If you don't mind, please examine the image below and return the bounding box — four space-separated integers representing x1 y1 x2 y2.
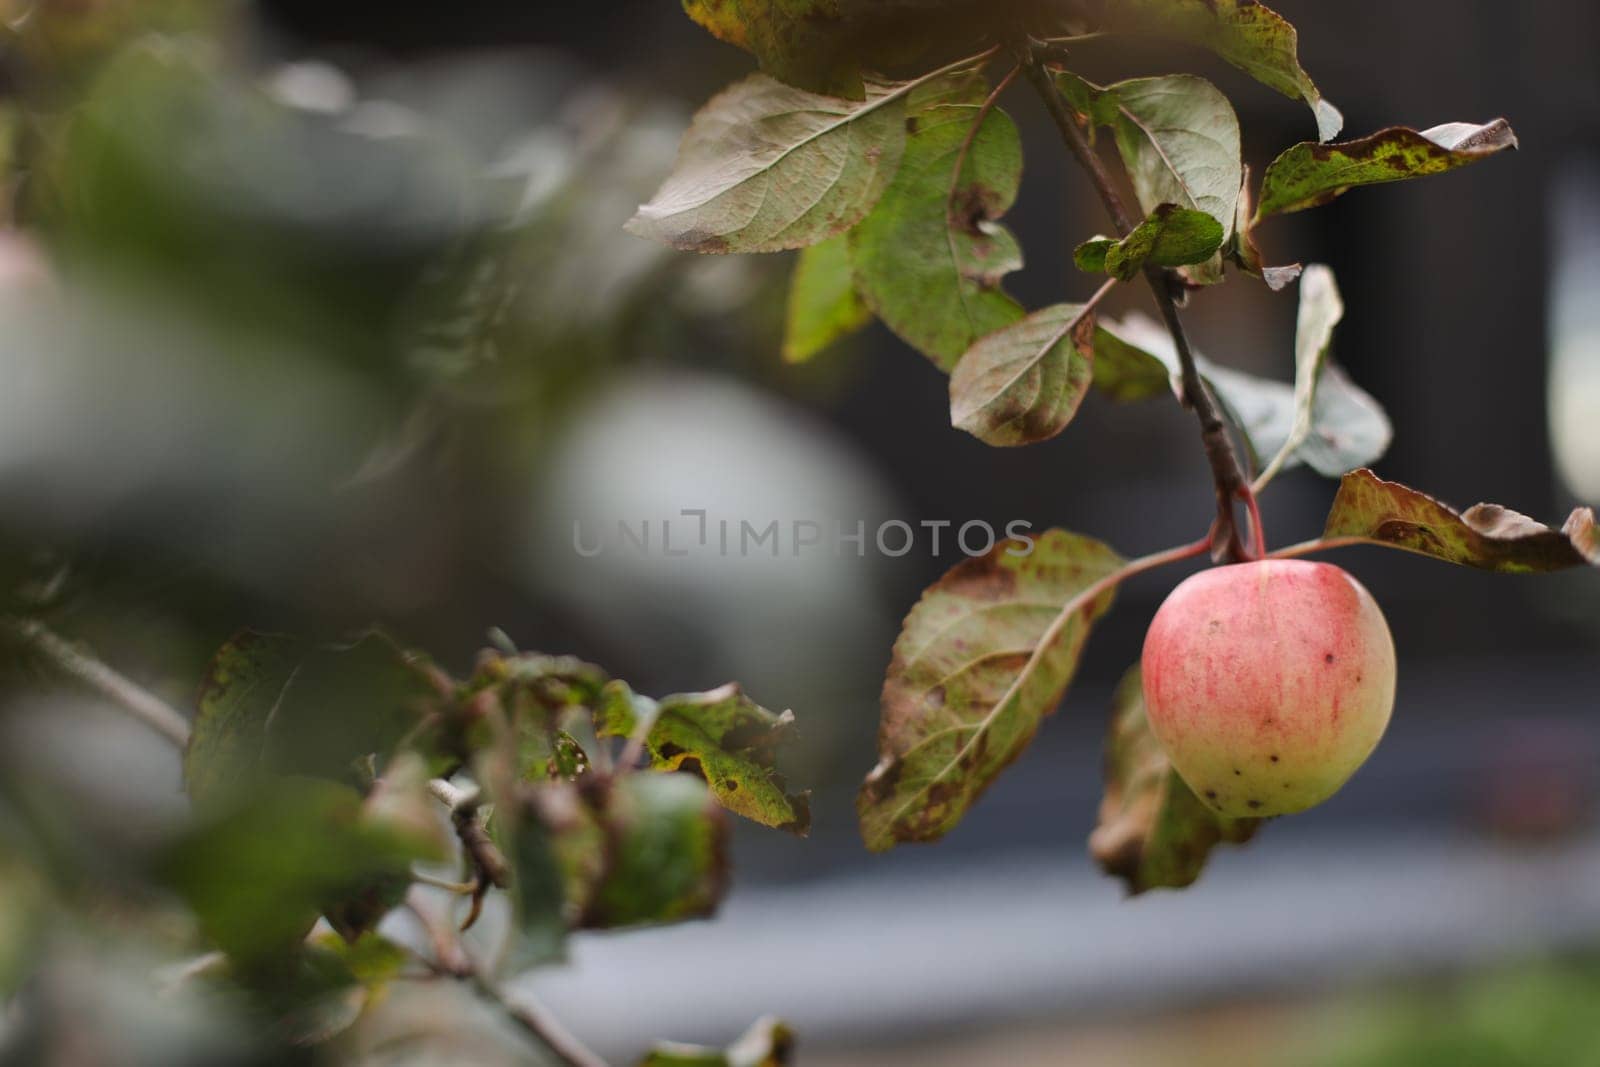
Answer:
596 682 811 835
949 301 1097 447
1322 469 1600 572
1091 667 1259 895
849 75 1026 370
1256 119 1518 221
1101 0 1342 140
858 530 1126 851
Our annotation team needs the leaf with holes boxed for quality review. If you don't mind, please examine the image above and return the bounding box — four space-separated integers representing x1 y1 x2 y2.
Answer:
626 70 926 253
1101 0 1342 140
1075 205 1225 281
850 77 1025 370
783 234 871 363
596 682 810 835
949 302 1097 447
1256 120 1518 221
641 1015 796 1067
858 530 1126 851
1322 469 1600 573
1091 666 1260 894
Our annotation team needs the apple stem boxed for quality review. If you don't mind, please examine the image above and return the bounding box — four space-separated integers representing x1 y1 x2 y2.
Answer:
1267 536 1371 561
1240 486 1268 560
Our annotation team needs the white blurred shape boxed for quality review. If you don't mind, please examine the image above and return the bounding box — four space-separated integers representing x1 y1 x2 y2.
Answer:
1548 156 1600 504
266 60 356 115
527 369 899 699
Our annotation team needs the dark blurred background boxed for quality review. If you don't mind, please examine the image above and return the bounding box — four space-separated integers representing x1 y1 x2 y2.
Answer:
3 1 1599 1063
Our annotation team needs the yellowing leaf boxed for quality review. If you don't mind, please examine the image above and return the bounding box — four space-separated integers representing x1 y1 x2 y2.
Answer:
1256 119 1518 220
783 234 870 363
1322 470 1600 573
597 682 811 835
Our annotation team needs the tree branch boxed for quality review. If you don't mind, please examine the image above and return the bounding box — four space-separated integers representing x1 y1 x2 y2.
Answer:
2 615 192 748
1020 55 1255 561
407 892 609 1067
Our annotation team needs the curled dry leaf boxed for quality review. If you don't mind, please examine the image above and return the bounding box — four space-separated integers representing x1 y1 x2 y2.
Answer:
1256 119 1519 221
1323 469 1600 572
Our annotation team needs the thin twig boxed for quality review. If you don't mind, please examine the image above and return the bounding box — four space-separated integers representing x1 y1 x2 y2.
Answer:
406 892 608 1067
427 776 510 934
1019 54 1258 562
468 966 609 1067
2 616 191 748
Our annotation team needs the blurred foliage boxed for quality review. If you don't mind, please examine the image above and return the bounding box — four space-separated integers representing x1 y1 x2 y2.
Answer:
1297 961 1600 1067
0 2 805 1063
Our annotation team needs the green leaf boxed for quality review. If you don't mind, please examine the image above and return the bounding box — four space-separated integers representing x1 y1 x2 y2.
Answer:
1059 73 1240 284
1254 264 1345 487
1256 119 1519 221
1089 322 1173 402
683 0 861 97
596 682 811 835
1090 667 1259 894
308 929 411 991
1102 0 1343 141
850 77 1025 371
503 783 600 967
629 64 995 254
948 301 1097 447
581 774 729 929
782 235 871 363
641 1016 796 1067
858 530 1126 851
1097 312 1390 478
1074 205 1225 281
1322 469 1600 573
159 779 431 968
185 631 437 811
